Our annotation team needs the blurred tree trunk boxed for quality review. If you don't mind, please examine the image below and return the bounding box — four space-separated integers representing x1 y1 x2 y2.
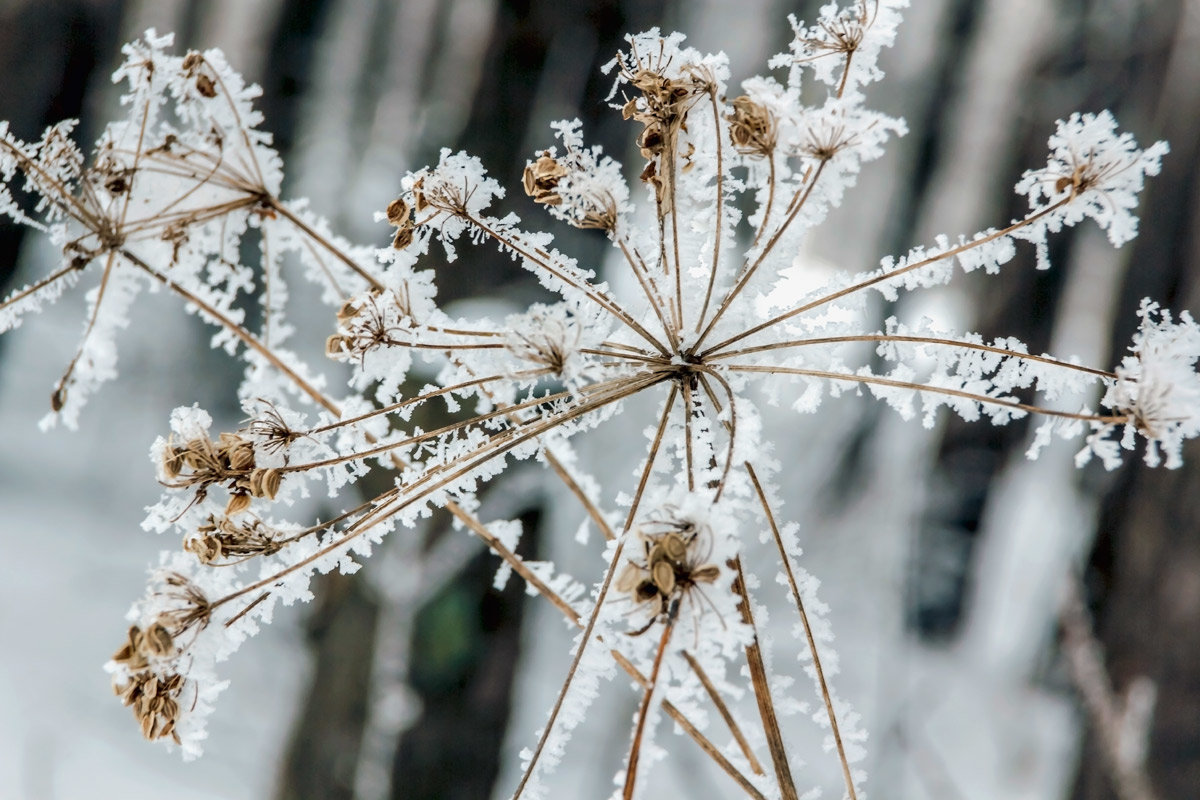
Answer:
0 0 121 295
1072 2 1200 796
888 0 1200 796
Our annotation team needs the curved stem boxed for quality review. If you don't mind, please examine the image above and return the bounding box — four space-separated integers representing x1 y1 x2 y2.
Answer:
747 462 857 800
694 160 827 351
725 363 1125 424
711 333 1116 380
702 196 1073 358
465 212 670 356
696 87 726 331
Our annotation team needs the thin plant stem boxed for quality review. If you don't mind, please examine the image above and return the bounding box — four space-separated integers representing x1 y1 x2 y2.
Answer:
466 212 670 356
623 600 678 800
710 333 1117 380
608 649 769 800
512 383 678 799
682 650 766 777
695 160 827 350
696 86 727 331
702 196 1073 357
747 462 857 800
724 363 1125 425
731 556 800 800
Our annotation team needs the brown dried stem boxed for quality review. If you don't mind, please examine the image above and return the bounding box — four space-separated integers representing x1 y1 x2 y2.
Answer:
731 556 800 800
711 333 1117 380
724 363 1125 425
682 649 766 777
747 462 857 800
702 195 1074 357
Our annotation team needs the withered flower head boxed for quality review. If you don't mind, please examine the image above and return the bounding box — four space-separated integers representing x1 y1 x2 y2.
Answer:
523 152 569 206
727 96 777 157
189 514 284 564
385 197 415 249
616 521 721 633
114 668 186 744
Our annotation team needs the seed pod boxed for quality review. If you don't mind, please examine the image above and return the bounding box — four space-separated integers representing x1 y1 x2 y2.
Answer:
392 225 414 250
616 562 642 593
195 73 217 98
162 445 186 479
691 564 720 584
225 491 252 516
225 441 255 472
651 560 676 596
635 578 659 603
325 334 350 357
143 622 175 657
411 177 428 213
660 532 688 562
249 467 282 500
386 197 410 225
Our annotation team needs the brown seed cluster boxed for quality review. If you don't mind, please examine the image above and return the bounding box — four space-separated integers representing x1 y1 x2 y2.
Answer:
326 286 412 361
386 196 415 249
181 51 218 99
162 432 282 515
617 525 720 633
522 152 618 231
727 96 777 157
523 152 568 206
112 624 186 743
621 66 711 209
187 513 283 564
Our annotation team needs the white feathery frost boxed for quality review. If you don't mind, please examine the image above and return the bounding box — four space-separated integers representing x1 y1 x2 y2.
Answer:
0 1 1192 796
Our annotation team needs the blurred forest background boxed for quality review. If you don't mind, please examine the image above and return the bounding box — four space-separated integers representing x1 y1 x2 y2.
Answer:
0 0 1198 799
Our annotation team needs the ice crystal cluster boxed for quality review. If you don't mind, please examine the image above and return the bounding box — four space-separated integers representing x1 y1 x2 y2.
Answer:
0 1 1192 797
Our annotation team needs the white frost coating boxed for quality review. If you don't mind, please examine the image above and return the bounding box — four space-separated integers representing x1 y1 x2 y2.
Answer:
1015 111 1169 249
1079 299 1200 469
0 2 1189 794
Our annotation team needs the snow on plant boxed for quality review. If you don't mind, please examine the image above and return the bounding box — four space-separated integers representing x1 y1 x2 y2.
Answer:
0 1 1191 797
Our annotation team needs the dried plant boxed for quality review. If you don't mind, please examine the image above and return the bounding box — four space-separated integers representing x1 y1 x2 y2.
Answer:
0 2 1192 797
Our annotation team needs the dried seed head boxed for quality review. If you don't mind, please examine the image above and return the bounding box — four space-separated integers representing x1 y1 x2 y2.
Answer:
188 514 283 564
617 514 722 634
411 176 428 213
325 334 350 358
385 197 410 225
248 467 282 500
523 152 568 206
195 73 217 98
185 533 223 563
386 197 416 249
727 95 776 156
181 51 203 72
225 490 251 515
114 668 186 744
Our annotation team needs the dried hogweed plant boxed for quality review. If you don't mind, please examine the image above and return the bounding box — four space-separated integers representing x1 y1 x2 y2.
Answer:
0 1 1194 797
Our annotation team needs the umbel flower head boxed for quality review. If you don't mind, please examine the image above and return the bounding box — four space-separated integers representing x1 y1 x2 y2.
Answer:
0 0 1192 797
